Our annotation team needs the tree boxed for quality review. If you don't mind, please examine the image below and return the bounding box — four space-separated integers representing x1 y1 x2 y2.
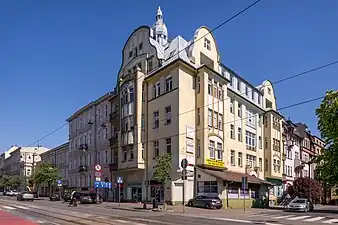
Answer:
31 163 60 197
288 177 323 202
152 153 172 207
313 90 338 187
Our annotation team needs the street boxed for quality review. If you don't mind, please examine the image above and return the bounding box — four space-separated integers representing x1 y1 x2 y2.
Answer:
2 196 338 225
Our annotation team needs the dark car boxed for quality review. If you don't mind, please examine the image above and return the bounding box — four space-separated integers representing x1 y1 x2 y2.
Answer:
187 195 223 209
49 193 61 201
79 193 103 204
62 193 72 202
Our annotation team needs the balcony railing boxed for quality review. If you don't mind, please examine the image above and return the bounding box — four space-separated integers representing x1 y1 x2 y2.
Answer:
109 134 118 146
246 145 256 151
110 111 119 121
78 165 87 172
78 144 88 151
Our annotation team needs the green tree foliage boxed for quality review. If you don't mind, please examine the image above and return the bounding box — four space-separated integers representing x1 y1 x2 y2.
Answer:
314 90 338 186
288 177 323 201
31 163 60 196
0 176 24 189
153 153 172 185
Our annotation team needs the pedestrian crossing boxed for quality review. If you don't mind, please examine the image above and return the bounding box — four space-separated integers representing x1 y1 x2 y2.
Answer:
0 204 149 225
247 212 338 224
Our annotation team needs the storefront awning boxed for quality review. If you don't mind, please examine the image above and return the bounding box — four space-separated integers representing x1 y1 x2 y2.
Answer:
197 167 272 185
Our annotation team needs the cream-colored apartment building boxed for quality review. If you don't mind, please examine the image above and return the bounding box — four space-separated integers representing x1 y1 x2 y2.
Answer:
112 7 284 207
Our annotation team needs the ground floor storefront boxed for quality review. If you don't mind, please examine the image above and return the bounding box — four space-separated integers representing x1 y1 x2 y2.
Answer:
195 166 270 209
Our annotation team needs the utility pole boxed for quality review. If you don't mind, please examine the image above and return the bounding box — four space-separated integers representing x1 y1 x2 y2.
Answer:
94 104 98 195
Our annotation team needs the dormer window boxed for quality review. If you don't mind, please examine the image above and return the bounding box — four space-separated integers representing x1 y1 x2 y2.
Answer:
139 43 143 51
129 50 133 59
204 38 211 51
268 88 271 94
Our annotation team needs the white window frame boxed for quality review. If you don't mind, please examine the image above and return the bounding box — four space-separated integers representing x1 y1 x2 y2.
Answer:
154 140 159 158
166 138 171 154
230 99 234 113
204 38 211 50
246 131 256 151
208 109 212 127
209 140 215 159
216 143 223 160
165 106 171 125
165 76 172 92
153 110 159 129
230 150 235 166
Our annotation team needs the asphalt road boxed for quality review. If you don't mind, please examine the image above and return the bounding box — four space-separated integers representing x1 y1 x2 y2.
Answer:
0 196 251 225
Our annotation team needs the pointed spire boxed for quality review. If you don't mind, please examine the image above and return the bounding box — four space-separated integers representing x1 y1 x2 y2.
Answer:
156 6 163 21
152 5 168 46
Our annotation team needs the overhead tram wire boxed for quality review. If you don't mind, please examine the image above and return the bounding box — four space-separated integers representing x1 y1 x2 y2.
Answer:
133 0 264 83
26 123 68 147
137 59 338 129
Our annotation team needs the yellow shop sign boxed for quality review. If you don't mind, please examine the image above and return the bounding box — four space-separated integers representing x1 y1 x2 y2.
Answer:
206 158 224 168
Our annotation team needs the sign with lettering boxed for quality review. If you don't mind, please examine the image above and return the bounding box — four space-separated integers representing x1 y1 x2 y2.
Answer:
206 158 225 168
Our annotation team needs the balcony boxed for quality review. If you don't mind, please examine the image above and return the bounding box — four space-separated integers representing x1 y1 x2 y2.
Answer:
246 145 256 152
109 134 118 146
110 111 119 121
78 144 88 151
109 163 118 171
78 165 87 172
294 159 303 168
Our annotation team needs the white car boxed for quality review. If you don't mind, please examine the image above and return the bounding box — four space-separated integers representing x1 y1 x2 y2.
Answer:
6 190 20 196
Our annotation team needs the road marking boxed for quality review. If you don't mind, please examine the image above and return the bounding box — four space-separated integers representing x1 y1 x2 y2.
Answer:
266 223 283 225
16 205 30 210
287 215 311 220
114 220 129 223
322 219 338 224
274 215 293 219
304 216 325 222
2 206 15 210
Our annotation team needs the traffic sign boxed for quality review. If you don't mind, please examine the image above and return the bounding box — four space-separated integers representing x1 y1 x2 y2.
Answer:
57 180 62 184
117 176 123 184
95 171 102 177
181 159 188 169
95 177 101 181
94 181 112 189
95 164 102 171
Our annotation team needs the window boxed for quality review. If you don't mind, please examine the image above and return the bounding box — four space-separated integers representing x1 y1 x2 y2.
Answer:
218 89 222 99
277 160 281 173
154 141 159 158
169 50 175 58
218 113 223 130
134 47 138 57
246 110 256 128
230 99 234 113
105 105 108 117
258 95 261 105
104 128 108 140
197 139 201 158
141 114 145 130
153 111 159 129
265 159 268 171
216 143 223 160
238 103 242 117
230 124 235 139
230 75 233 86
123 150 127 161
259 136 262 149
208 79 212 95
166 138 171 154
237 80 241 91
129 50 133 58
129 86 134 102
246 154 257 168
245 86 248 96
209 140 215 159
213 111 217 128
130 149 134 160
165 77 172 92
238 127 242 142
238 152 242 167
246 131 256 151
165 106 171 124
139 42 143 50
105 150 108 163
252 91 255 100
268 88 271 94
259 158 262 171
204 38 211 50
197 108 200 125
230 150 235 166
197 76 200 93
208 109 212 127
97 130 101 141
147 59 153 72
153 82 160 98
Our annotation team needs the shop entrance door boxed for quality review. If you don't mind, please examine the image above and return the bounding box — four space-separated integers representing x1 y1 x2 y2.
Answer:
132 186 142 202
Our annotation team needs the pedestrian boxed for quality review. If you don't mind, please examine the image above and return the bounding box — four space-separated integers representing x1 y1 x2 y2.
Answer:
68 190 77 207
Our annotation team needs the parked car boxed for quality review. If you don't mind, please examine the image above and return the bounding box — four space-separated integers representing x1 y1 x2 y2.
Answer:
187 195 223 209
17 192 34 201
287 198 314 212
62 193 71 202
49 193 61 201
6 190 20 197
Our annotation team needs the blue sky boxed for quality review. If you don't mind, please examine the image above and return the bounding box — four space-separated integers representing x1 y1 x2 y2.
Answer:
0 0 337 151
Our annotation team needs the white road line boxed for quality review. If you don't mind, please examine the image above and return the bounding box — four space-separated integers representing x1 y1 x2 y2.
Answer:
274 215 293 219
2 206 15 210
322 219 338 224
304 216 325 222
287 215 311 220
266 223 283 225
114 220 129 223
16 205 30 210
